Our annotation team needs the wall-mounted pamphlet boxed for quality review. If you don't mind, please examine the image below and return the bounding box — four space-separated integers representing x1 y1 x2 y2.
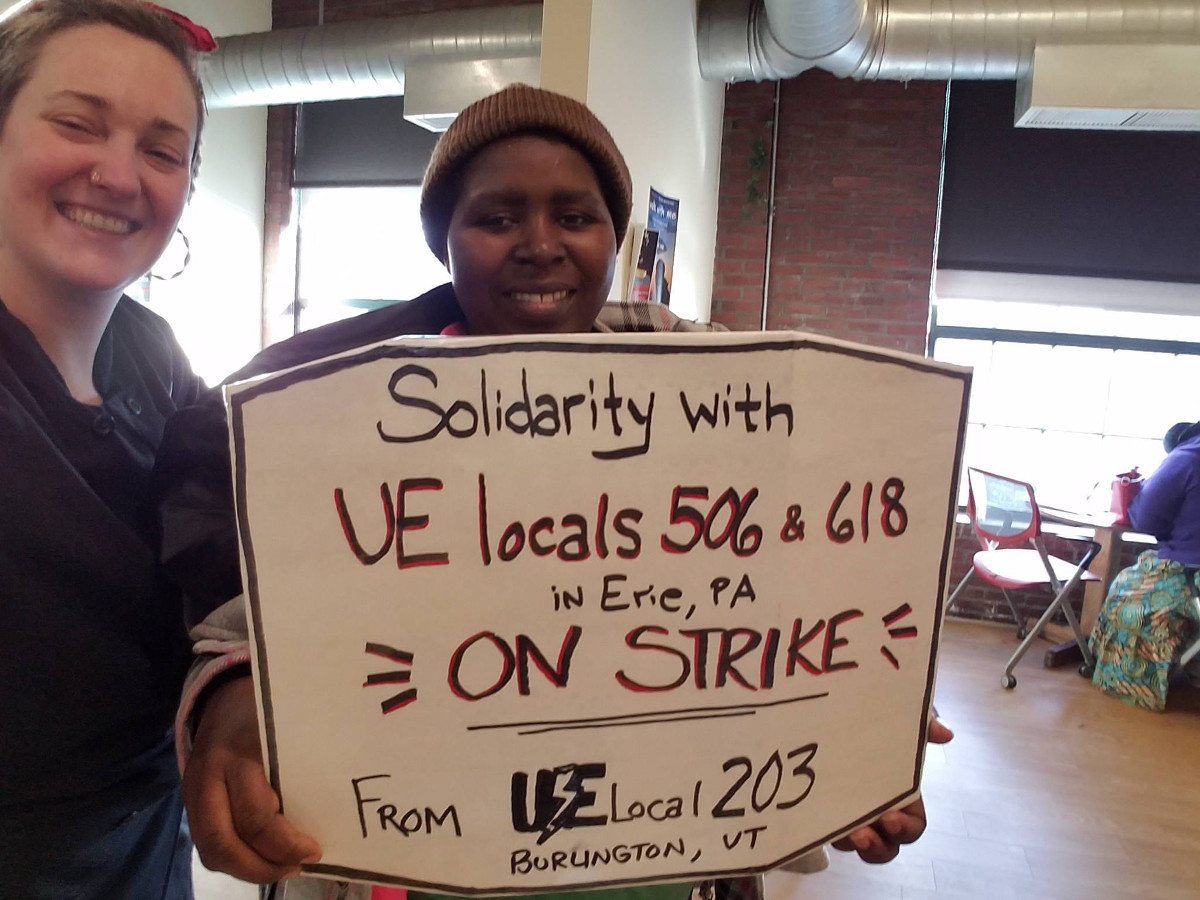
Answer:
226 331 970 894
627 227 660 303
647 189 679 306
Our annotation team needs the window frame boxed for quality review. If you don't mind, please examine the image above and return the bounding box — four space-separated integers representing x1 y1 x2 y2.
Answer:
929 270 1200 511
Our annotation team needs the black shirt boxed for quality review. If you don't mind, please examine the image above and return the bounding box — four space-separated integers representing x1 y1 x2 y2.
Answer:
0 295 203 848
157 282 462 626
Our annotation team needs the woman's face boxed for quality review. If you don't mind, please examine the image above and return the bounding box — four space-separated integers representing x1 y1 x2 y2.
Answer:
445 134 617 335
0 23 197 301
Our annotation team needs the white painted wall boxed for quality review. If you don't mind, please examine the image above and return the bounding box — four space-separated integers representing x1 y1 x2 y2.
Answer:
585 0 725 322
153 0 271 383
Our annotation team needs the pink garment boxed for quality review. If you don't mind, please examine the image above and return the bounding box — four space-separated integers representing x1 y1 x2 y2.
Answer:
370 888 407 900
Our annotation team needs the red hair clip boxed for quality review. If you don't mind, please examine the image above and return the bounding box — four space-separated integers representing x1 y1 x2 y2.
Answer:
22 2 218 54
143 2 218 53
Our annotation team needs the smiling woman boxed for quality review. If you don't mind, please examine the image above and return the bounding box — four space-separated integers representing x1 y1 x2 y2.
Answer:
0 2 217 898
418 86 633 336
0 24 197 356
444 135 619 335
0 2 203 399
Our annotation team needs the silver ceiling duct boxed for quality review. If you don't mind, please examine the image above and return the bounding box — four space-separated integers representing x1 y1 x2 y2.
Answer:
201 3 542 109
698 0 1200 82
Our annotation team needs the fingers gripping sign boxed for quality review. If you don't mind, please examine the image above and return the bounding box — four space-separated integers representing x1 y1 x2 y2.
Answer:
832 712 954 864
184 676 322 882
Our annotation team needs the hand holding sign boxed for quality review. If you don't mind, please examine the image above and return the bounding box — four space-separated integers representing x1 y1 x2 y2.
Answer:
185 676 322 882
832 715 953 863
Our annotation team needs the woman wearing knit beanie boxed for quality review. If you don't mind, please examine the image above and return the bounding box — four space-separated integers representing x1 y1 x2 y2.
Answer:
420 82 633 336
174 84 942 900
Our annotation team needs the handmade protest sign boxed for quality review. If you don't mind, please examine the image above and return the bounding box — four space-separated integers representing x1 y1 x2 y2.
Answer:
226 330 970 894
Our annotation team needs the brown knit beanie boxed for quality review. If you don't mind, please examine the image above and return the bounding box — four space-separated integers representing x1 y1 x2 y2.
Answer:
420 83 633 264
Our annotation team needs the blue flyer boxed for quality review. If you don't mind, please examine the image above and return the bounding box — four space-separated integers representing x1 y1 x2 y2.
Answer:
646 188 679 306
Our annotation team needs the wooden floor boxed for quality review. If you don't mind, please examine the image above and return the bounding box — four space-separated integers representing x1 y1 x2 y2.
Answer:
767 618 1200 900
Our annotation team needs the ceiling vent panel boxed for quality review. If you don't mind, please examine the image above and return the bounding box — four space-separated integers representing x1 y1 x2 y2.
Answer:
1016 44 1200 131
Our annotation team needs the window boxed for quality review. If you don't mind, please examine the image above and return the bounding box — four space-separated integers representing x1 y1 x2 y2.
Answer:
295 186 450 332
930 292 1200 512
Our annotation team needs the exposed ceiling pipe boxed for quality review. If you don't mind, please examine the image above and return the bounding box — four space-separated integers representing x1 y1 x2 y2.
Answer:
698 0 1200 82
201 3 542 109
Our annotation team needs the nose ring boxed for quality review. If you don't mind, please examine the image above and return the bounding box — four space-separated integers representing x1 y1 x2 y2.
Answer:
90 168 103 187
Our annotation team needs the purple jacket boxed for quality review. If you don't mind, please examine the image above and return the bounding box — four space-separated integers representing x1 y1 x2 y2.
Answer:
1129 432 1200 567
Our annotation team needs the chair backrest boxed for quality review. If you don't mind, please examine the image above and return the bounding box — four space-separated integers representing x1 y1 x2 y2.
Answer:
965 468 1043 550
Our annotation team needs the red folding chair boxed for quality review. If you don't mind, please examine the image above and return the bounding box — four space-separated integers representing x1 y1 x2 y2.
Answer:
946 468 1100 689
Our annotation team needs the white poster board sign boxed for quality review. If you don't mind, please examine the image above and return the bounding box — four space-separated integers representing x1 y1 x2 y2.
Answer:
226 331 969 894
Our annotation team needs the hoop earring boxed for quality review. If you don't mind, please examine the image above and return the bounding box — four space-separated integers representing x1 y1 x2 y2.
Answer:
151 228 191 281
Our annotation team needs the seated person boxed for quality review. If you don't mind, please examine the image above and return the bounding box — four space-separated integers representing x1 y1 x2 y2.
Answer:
1090 421 1200 711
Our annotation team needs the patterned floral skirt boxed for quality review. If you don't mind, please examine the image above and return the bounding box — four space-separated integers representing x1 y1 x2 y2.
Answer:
1089 550 1200 712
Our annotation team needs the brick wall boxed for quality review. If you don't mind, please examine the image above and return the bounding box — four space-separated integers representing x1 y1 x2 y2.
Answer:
711 72 946 354
262 105 296 347
273 0 499 28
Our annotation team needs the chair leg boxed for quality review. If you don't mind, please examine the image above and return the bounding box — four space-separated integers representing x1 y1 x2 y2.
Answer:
1058 589 1095 674
1176 596 1200 673
1179 637 1200 673
1001 602 1055 689
1000 589 1026 639
944 569 974 616
1002 567 1095 689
